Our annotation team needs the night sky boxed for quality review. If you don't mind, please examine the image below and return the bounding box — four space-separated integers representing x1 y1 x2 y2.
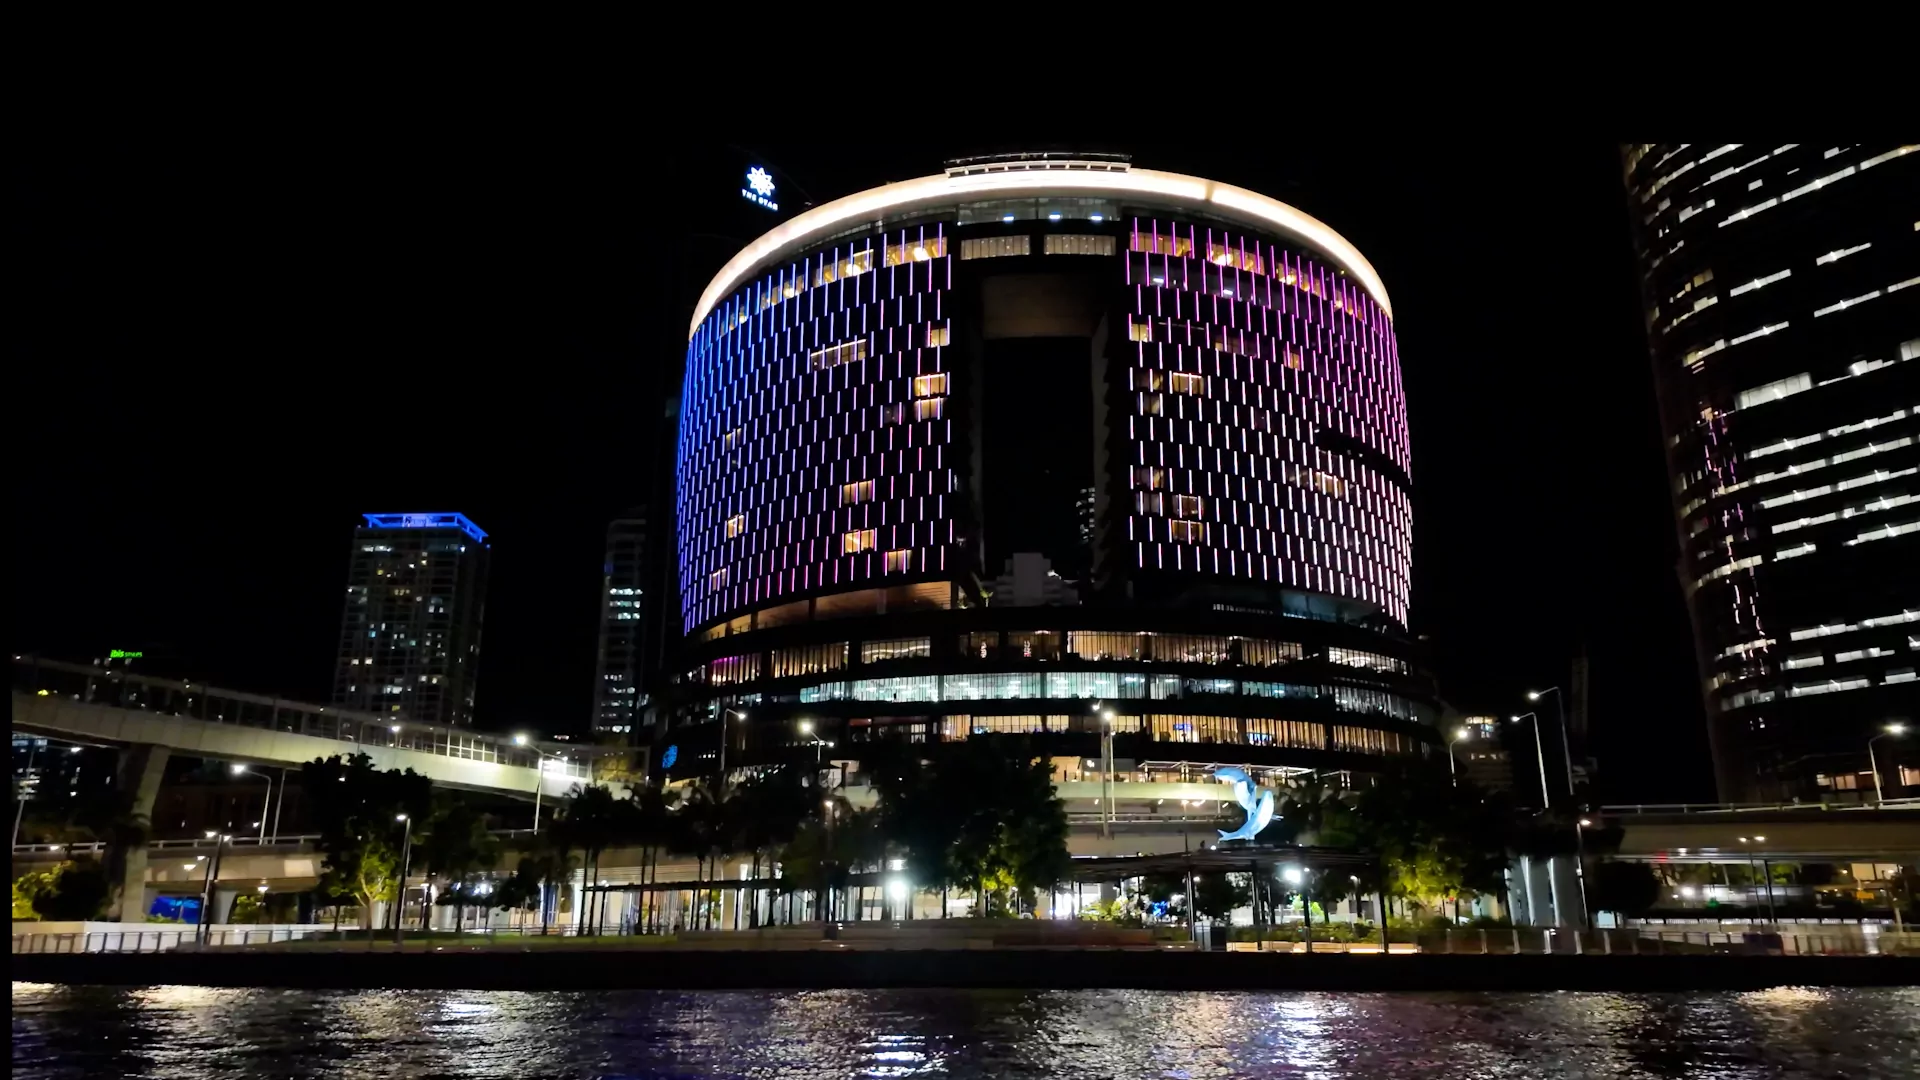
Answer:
14 135 1710 802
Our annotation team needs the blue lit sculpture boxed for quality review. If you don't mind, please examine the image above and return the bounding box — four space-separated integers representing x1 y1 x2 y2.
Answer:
1214 767 1276 842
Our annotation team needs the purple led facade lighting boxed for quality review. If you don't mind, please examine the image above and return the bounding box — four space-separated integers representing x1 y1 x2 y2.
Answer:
679 226 955 632
1123 219 1412 627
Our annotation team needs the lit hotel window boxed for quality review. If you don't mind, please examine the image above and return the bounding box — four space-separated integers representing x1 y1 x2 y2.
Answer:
1131 231 1194 257
709 568 729 589
1167 372 1204 396
1168 520 1207 543
842 480 876 505
912 372 950 398
1205 243 1265 273
914 397 945 421
1173 495 1204 519
885 549 912 573
927 324 951 347
1129 320 1153 343
725 515 745 538
884 236 948 265
1044 234 1116 256
844 529 877 554
1132 466 1166 490
1141 393 1163 416
959 235 1031 260
1131 368 1164 391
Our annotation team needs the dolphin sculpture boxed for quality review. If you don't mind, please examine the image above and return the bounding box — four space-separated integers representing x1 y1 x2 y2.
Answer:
1213 766 1276 842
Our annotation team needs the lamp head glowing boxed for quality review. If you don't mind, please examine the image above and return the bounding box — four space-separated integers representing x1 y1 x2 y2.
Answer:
1527 690 1542 701
1453 728 1470 741
513 733 529 746
798 719 814 735
395 813 408 823
1889 723 1909 736
230 763 246 775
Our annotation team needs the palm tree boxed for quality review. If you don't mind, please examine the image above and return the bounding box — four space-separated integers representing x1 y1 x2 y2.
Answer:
553 785 626 935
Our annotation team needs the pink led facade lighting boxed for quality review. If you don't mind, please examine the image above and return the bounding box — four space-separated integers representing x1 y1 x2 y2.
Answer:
1123 219 1413 627
679 226 956 632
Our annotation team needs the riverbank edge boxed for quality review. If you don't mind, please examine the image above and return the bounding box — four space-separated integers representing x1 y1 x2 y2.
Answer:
12 951 1919 992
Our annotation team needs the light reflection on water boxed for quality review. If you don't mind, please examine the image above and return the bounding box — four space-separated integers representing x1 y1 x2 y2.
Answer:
11 983 1919 1079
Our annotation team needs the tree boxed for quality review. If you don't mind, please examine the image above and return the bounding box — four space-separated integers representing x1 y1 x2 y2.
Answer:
494 833 573 932
14 859 113 921
1191 873 1249 926
300 754 432 930
1589 861 1661 920
417 797 500 931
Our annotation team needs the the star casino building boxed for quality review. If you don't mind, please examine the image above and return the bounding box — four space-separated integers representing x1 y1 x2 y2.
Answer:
659 153 1434 802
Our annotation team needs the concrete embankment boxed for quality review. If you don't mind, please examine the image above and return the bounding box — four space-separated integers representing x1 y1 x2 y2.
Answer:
12 949 1918 992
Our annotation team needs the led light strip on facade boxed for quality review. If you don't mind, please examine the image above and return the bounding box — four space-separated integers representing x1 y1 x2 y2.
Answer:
689 167 1393 337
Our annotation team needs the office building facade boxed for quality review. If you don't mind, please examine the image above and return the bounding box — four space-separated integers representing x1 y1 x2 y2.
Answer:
591 509 650 734
332 512 491 727
663 154 1432 785
1623 142 1918 802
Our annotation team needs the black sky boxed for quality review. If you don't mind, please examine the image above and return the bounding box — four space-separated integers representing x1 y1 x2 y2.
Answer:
13 134 1711 802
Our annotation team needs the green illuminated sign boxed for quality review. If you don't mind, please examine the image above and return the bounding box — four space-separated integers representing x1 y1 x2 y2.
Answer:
109 649 143 659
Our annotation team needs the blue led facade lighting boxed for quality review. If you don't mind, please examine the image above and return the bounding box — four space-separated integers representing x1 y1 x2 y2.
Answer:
362 513 489 545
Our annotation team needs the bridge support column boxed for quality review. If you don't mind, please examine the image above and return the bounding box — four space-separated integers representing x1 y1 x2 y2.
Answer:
109 745 171 921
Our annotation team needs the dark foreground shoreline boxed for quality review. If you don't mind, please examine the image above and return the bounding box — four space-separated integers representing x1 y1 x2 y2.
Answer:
13 950 1918 992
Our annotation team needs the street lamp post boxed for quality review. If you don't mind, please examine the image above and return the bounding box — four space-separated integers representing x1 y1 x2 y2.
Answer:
720 709 748 796
11 737 38 849
1447 727 1471 786
1869 723 1908 805
513 733 567 835
198 832 230 942
230 765 273 846
1527 687 1577 801
1510 713 1552 810
392 813 414 945
1100 707 1117 839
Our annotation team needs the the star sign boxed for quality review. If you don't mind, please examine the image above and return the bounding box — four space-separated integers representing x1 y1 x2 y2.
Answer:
746 167 776 198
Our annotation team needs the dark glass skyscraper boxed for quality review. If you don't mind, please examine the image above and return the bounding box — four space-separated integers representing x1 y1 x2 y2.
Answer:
332 512 491 727
1624 143 1918 803
591 508 649 734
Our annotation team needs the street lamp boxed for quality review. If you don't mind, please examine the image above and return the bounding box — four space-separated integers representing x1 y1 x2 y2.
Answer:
1510 713 1552 809
1869 723 1908 805
230 764 274 846
719 709 748 795
198 832 231 942
1099 707 1118 839
514 733 566 834
1448 727 1471 786
1527 687 1577 800
392 813 414 945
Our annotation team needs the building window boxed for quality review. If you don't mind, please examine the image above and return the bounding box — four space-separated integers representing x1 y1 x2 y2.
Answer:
1172 495 1204 519
912 373 950 398
1131 368 1165 391
1069 631 1146 662
959 235 1031 260
1132 466 1165 490
843 530 877 554
914 397 945 421
862 638 931 664
725 515 746 538
927 324 951 348
1241 639 1305 667
1128 320 1153 343
1167 372 1204 396
884 549 912 573
960 631 999 659
1205 243 1265 273
708 655 761 686
842 480 876 505
1131 230 1193 257
709 568 728 590
1008 630 1060 661
884 236 948 266
772 643 849 678
1168 520 1207 543
809 339 868 370
1044 234 1116 256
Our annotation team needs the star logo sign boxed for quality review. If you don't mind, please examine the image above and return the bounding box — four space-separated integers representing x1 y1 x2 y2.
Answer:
746 167 776 198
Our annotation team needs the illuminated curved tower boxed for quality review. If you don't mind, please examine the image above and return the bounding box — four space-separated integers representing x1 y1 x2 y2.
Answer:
1624 142 1918 802
668 153 1427 786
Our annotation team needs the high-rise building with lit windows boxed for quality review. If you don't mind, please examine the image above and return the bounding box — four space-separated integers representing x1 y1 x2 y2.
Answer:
591 509 650 734
1623 142 1918 804
333 512 491 727
662 153 1433 788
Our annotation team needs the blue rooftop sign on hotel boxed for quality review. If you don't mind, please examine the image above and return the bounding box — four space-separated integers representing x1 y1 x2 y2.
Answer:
363 512 489 544
741 166 779 212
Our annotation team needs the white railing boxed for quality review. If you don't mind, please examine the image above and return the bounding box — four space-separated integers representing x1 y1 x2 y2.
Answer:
10 923 337 954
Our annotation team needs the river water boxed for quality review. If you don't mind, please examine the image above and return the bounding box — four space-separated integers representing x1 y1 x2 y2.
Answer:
11 983 1918 1078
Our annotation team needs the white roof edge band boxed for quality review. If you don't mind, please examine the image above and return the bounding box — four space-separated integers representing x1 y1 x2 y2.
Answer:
688 167 1392 339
